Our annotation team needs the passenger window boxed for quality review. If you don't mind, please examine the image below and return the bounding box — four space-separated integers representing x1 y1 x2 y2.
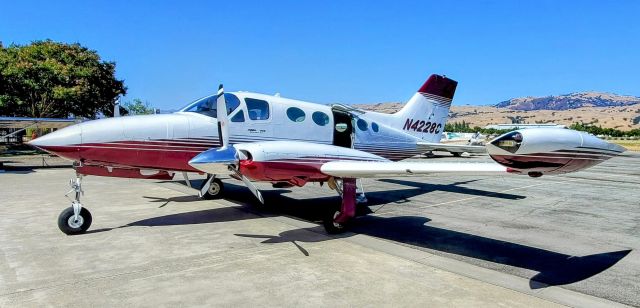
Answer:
245 98 270 120
312 112 330 126
230 110 245 122
286 107 306 122
357 119 368 131
371 122 379 132
225 93 241 115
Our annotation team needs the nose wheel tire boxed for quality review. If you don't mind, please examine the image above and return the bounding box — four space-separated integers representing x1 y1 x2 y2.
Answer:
323 210 349 234
58 207 92 235
201 178 224 200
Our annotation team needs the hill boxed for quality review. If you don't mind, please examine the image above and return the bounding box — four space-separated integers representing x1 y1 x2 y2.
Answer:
353 92 640 131
495 92 640 110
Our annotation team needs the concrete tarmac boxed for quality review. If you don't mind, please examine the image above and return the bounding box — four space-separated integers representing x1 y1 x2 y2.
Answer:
0 152 638 307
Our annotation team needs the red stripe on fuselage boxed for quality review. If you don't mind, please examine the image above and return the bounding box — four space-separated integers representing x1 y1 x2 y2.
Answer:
36 144 201 172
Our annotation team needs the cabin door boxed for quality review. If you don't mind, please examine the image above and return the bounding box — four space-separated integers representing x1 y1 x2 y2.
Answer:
332 110 353 148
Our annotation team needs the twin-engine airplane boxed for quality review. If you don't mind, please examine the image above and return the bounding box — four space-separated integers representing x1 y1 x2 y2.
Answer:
29 74 626 235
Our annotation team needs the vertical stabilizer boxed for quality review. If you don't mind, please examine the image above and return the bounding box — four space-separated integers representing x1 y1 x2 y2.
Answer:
393 74 457 142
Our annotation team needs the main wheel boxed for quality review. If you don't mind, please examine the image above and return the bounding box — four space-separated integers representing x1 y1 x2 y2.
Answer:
201 177 224 200
58 207 92 235
323 209 349 234
452 152 462 157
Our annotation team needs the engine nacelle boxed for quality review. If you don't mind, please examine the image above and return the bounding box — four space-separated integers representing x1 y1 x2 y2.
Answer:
486 128 625 177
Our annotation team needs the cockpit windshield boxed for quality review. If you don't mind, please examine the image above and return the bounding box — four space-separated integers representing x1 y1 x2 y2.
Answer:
180 93 241 118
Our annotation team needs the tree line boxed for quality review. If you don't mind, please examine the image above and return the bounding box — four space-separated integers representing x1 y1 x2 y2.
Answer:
445 121 640 137
0 40 154 118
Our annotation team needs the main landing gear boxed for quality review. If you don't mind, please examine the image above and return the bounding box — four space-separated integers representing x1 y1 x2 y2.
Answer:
58 175 93 235
323 178 357 234
199 174 224 200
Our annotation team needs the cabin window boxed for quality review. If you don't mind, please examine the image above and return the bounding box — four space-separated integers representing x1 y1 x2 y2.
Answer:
245 98 270 120
230 110 245 122
357 119 368 131
312 111 330 126
286 107 306 122
371 122 379 132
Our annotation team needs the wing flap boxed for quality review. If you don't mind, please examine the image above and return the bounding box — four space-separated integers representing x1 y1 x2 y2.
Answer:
320 161 507 178
417 142 486 154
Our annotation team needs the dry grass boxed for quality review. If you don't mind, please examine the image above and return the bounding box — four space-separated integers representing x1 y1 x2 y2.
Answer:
610 139 640 152
448 105 640 131
355 103 640 131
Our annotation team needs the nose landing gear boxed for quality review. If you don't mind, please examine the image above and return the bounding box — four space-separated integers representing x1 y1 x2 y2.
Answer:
58 175 92 235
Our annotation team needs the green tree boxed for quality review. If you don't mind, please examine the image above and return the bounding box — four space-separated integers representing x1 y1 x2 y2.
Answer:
0 40 126 118
123 98 155 115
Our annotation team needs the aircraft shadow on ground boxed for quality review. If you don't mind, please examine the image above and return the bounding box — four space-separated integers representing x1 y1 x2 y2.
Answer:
127 179 630 289
378 178 525 201
0 163 71 173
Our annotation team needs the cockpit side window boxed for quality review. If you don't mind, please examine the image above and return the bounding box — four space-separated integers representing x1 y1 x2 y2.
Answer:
225 93 241 115
245 98 270 120
230 110 245 122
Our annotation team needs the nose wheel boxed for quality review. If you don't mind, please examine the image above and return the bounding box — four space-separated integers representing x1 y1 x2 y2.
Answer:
58 175 93 235
58 206 92 235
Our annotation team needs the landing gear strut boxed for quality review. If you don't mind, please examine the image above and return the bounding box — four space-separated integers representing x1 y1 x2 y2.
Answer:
58 175 92 235
323 178 357 234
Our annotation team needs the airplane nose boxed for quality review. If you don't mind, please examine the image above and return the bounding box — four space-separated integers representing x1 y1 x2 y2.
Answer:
28 124 82 148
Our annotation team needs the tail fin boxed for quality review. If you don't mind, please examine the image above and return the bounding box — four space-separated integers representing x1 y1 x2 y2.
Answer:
394 74 457 142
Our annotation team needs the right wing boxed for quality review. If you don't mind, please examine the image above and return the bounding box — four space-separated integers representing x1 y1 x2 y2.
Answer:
320 161 508 178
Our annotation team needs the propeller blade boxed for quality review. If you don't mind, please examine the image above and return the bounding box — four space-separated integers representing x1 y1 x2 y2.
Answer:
240 174 264 204
216 84 230 148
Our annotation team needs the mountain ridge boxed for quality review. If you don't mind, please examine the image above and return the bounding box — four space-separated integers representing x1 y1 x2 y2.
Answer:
494 92 640 110
352 92 640 131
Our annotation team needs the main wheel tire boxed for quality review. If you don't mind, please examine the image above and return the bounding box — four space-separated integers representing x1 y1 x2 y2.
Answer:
58 207 92 235
201 177 224 200
323 209 349 234
452 152 462 157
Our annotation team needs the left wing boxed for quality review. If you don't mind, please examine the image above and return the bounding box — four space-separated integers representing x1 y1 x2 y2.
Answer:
417 141 486 155
320 161 507 178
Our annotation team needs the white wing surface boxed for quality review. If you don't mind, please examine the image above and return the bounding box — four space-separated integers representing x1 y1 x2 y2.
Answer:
320 161 507 178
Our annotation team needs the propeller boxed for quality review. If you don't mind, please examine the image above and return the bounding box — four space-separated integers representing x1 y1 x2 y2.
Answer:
216 84 229 148
189 84 264 204
189 84 238 173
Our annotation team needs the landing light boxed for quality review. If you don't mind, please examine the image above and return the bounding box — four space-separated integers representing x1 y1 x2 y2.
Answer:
497 140 518 147
490 131 523 153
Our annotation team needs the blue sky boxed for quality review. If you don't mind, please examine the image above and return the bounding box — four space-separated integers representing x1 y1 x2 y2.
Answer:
1 1 639 109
